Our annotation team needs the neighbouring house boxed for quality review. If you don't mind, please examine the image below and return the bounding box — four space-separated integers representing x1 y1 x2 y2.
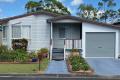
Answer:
0 11 120 60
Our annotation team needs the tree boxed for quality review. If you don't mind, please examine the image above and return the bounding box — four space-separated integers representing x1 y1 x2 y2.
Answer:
77 4 97 20
98 0 116 23
25 1 41 13
25 0 70 15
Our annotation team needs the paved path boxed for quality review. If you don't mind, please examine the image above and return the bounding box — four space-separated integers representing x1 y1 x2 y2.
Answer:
86 58 120 75
45 60 69 74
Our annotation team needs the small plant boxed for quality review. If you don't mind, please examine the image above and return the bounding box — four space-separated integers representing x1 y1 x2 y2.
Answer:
28 52 38 62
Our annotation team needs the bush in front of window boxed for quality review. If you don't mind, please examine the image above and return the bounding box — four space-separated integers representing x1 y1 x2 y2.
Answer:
12 38 28 51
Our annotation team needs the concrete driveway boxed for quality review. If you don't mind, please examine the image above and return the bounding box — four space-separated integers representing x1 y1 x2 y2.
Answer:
86 58 120 75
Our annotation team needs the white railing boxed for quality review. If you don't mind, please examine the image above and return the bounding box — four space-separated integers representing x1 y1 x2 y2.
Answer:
65 39 82 49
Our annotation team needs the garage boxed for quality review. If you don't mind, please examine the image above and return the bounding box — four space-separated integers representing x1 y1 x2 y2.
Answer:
86 32 115 58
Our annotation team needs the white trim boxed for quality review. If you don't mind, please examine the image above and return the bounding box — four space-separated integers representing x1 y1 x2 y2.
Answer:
64 40 65 60
84 32 118 59
50 22 53 60
115 31 119 59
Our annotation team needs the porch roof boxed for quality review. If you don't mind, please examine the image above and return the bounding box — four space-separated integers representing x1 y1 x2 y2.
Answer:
47 15 120 28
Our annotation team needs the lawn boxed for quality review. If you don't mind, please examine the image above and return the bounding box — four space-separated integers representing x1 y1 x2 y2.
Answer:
0 58 49 73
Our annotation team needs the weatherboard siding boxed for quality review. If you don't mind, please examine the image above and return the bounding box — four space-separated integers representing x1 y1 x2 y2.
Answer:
8 15 53 51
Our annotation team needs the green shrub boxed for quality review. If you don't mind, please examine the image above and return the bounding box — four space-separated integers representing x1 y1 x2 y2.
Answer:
80 63 90 71
14 49 29 63
28 52 37 59
0 45 29 63
68 55 90 71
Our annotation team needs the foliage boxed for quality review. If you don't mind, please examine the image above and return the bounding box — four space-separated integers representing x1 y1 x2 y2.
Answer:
71 48 79 52
12 39 28 51
0 45 29 63
77 4 98 21
98 0 116 22
14 49 29 63
68 55 90 71
37 48 49 59
28 51 37 59
40 48 48 53
25 0 70 15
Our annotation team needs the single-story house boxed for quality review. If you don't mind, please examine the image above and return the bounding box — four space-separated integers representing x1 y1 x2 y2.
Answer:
0 11 120 60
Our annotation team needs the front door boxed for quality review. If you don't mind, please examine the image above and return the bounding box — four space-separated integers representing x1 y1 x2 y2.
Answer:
53 26 65 49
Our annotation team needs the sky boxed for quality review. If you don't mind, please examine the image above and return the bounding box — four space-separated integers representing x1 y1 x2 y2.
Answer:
0 0 120 19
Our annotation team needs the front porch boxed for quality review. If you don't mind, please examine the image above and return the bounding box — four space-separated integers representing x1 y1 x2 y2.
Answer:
50 23 82 60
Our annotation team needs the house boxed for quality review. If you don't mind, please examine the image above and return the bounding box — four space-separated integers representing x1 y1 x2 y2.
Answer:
0 11 120 60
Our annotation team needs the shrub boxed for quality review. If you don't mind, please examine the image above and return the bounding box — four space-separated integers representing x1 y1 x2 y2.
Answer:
71 48 79 52
80 63 90 71
0 45 29 63
12 38 28 51
14 49 29 63
28 52 37 59
68 55 90 71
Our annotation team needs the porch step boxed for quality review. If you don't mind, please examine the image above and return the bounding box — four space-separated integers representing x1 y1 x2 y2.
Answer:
52 48 64 53
52 48 64 60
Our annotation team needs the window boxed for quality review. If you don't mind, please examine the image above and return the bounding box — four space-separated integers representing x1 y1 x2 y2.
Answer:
59 27 65 38
12 25 21 38
12 25 31 39
3 26 7 38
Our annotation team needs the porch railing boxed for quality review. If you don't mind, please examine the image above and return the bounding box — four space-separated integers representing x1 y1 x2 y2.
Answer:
65 39 82 49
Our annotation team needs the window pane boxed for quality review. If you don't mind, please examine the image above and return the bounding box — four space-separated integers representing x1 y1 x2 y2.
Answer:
3 26 7 38
12 25 21 38
59 27 65 38
22 25 30 39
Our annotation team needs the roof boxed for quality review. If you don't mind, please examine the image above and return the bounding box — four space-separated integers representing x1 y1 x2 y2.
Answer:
0 11 120 28
0 11 61 24
47 15 120 28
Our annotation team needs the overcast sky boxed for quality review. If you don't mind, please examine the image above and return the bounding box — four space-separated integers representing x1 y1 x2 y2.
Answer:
0 0 120 19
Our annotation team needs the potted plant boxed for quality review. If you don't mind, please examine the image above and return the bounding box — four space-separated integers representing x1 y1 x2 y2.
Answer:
71 48 80 56
29 52 38 62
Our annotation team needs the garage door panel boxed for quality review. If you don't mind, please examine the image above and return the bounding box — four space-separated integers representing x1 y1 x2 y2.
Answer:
86 32 115 57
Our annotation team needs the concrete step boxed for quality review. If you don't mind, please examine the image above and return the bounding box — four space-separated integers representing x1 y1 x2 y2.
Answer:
52 48 64 53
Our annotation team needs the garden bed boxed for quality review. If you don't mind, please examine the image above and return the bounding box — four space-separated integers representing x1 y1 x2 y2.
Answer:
67 55 94 75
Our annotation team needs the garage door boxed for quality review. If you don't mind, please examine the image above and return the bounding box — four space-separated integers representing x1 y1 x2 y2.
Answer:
86 32 115 58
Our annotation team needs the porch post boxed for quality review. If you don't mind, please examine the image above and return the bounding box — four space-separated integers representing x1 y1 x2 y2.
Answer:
50 22 53 60
64 40 65 60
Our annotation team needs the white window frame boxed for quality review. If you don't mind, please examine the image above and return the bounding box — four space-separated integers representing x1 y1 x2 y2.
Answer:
12 24 21 39
2 25 7 39
11 24 31 39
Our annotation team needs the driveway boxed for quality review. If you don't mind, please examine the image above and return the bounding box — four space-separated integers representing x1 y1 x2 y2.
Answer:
45 60 69 74
86 58 120 75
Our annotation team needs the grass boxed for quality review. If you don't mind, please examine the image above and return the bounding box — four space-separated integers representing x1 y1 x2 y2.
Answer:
0 58 49 73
